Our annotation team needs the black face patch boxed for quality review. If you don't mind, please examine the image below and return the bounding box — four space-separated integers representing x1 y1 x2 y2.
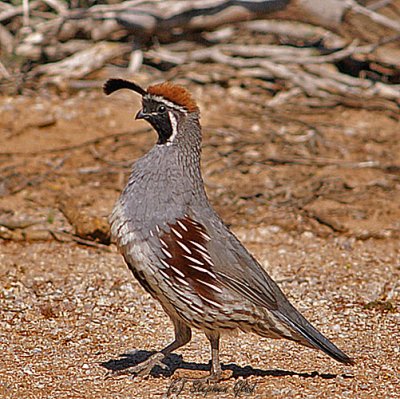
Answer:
142 100 173 144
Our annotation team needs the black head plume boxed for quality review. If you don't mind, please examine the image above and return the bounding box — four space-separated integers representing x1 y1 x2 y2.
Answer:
103 78 147 96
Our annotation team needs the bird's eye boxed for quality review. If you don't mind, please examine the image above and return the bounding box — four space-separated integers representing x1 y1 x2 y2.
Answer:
158 105 166 113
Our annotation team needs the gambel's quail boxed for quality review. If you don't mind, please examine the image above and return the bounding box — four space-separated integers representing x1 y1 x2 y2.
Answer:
104 78 354 380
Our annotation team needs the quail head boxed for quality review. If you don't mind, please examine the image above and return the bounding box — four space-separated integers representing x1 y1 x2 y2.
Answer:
104 78 354 380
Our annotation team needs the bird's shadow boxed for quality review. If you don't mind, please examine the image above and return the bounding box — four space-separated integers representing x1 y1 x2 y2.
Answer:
100 350 354 380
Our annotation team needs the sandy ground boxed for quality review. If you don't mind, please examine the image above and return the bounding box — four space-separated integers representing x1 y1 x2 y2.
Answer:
0 82 399 398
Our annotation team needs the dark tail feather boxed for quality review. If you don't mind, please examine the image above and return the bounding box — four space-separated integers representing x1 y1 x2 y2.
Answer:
275 307 355 365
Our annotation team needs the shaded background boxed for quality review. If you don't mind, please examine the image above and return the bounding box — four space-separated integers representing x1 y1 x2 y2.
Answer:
0 1 399 398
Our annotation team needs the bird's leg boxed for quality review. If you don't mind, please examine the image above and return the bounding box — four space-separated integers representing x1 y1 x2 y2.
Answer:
174 331 222 382
112 318 191 377
188 331 222 382
207 331 222 381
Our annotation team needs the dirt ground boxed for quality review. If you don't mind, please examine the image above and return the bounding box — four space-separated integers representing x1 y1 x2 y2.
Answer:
0 80 399 398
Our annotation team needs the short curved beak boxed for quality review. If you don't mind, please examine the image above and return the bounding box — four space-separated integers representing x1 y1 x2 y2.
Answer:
135 109 146 120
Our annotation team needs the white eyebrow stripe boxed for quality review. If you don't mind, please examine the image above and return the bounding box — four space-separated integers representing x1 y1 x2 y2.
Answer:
144 95 188 113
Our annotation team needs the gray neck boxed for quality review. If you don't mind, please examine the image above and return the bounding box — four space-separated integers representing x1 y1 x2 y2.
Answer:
119 116 207 228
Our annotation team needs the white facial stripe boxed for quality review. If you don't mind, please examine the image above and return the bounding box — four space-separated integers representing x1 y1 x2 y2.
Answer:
144 94 188 113
166 111 178 145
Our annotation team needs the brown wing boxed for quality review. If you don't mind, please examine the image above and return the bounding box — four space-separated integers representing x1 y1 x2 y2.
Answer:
154 215 224 310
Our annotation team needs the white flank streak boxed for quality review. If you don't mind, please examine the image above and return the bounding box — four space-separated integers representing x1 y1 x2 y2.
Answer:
159 258 170 269
189 264 217 278
167 112 178 145
161 248 173 258
196 249 213 262
203 257 214 266
156 225 161 233
183 255 203 266
160 238 167 248
176 277 190 287
171 227 183 239
200 295 222 308
164 279 173 287
171 265 185 278
149 230 154 237
176 240 192 255
197 279 223 293
177 220 188 231
179 295 192 305
173 285 187 296
159 269 171 281
200 231 211 241
190 303 205 314
190 241 208 253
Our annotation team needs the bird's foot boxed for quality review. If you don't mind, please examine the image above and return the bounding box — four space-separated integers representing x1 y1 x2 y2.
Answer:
175 369 231 383
197 370 223 383
108 352 169 378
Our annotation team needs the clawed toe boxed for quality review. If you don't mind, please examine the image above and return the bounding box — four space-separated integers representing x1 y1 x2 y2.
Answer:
186 370 225 383
135 352 169 377
107 352 169 378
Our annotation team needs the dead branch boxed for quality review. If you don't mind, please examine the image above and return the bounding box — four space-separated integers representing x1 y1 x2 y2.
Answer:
146 43 400 107
1 0 399 112
0 1 40 23
52 231 112 251
0 23 14 54
0 60 11 79
147 41 368 65
89 0 290 34
0 218 42 230
345 0 400 33
58 194 111 244
259 157 383 169
41 0 68 15
243 19 346 48
34 42 131 82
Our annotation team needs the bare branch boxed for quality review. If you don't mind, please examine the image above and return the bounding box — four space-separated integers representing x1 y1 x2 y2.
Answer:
345 0 400 33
